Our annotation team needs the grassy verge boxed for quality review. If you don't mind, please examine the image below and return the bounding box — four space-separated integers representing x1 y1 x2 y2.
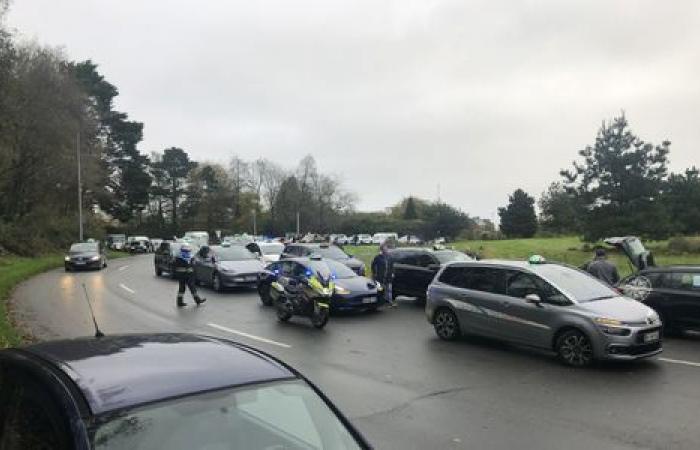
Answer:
0 250 130 348
345 236 700 278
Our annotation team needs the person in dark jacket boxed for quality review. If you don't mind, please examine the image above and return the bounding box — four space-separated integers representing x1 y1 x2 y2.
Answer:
173 244 206 307
371 244 396 307
585 248 620 286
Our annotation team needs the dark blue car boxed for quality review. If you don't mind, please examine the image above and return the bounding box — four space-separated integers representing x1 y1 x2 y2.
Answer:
258 258 382 312
0 333 370 449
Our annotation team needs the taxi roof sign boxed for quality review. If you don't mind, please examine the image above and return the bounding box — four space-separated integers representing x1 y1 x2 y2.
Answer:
528 255 547 264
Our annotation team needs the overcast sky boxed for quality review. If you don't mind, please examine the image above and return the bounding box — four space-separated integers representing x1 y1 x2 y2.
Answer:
7 1 700 220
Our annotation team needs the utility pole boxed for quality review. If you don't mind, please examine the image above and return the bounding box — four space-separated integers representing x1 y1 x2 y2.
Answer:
296 211 300 236
77 131 84 241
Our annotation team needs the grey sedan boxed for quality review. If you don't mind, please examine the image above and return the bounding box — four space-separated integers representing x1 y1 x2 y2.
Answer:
426 259 663 367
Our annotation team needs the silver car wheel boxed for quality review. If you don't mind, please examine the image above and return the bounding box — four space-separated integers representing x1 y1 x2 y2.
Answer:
558 331 593 367
434 309 460 341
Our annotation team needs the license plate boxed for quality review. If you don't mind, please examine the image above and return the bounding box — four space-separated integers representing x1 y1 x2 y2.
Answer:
362 297 377 304
644 331 660 343
75 261 85 265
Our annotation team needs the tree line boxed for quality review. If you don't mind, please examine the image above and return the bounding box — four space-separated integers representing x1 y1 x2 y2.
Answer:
498 114 700 241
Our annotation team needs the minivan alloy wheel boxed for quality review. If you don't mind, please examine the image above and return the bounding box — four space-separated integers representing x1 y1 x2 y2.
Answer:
557 330 593 367
434 309 460 340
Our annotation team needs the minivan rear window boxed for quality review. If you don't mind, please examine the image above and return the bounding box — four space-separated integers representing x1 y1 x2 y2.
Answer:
439 266 505 294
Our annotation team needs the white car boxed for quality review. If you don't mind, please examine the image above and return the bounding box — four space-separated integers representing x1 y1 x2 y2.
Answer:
334 234 350 245
372 232 398 245
356 234 373 245
246 242 285 264
398 235 422 245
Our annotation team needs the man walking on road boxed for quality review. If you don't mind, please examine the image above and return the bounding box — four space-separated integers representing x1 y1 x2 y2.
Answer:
372 243 396 307
173 244 206 307
585 248 620 286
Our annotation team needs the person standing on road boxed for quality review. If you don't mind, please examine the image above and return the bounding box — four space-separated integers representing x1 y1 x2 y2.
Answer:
585 248 620 286
173 244 206 307
371 243 396 307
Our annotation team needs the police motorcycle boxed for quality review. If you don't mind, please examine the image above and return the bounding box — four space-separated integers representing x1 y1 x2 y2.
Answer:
267 257 333 329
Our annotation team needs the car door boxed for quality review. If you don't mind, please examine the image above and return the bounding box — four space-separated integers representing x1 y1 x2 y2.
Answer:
661 272 700 329
391 251 415 296
412 253 441 297
496 270 563 348
437 266 505 337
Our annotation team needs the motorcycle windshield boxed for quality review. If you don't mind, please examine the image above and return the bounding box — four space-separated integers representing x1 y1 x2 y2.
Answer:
307 261 332 283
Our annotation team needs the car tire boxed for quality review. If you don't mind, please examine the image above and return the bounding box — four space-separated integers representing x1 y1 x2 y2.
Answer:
103 259 107 268
276 302 292 322
259 284 273 306
556 329 594 367
212 273 222 292
65 266 71 272
155 266 162 277
433 308 461 341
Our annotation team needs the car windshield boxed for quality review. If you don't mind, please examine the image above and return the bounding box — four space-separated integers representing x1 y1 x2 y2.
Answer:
259 243 284 255
324 259 357 279
214 246 256 261
311 246 348 260
434 250 472 264
69 243 98 253
92 379 362 450
532 264 619 303
307 260 333 280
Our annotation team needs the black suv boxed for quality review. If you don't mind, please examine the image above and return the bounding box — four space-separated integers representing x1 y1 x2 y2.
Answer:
608 236 700 334
154 241 199 277
281 243 366 275
390 247 472 302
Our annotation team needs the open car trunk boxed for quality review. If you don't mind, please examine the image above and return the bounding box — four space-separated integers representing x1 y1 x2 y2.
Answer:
604 236 656 271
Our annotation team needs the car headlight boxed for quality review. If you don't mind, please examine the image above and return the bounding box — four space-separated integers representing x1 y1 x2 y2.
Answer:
594 317 631 336
90 255 100 261
64 256 70 262
334 285 351 295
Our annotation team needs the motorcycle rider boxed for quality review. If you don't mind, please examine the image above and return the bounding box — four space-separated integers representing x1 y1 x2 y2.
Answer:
173 244 206 307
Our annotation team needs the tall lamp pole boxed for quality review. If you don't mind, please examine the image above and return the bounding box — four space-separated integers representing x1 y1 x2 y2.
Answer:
252 209 257 236
77 131 84 241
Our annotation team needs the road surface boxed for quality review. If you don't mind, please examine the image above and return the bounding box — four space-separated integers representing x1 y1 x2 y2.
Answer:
10 254 700 449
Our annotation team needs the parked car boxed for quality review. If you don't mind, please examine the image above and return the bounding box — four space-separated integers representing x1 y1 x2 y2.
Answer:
333 234 350 245
618 266 700 335
0 333 370 449
154 241 199 277
65 241 107 271
281 243 366 275
183 230 210 247
246 241 286 264
194 244 265 291
259 258 381 312
106 233 126 251
127 236 151 253
372 232 398 245
390 247 472 302
426 258 663 367
356 234 373 245
398 235 423 245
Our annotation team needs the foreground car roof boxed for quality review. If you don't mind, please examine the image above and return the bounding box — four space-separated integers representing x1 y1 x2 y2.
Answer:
21 333 294 414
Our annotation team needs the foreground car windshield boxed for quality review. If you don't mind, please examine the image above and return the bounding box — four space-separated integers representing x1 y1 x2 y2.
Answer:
533 264 619 302
307 261 333 280
325 259 357 279
70 243 98 253
92 380 362 450
313 246 349 260
216 246 256 261
434 250 471 264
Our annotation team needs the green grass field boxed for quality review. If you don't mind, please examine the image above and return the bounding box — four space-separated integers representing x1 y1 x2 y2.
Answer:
0 250 129 348
345 236 700 278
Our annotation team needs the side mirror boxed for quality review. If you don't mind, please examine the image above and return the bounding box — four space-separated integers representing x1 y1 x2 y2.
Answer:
525 293 542 306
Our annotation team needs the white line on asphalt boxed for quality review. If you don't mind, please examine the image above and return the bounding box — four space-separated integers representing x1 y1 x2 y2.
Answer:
119 283 135 294
118 265 129 271
207 323 291 349
659 357 700 368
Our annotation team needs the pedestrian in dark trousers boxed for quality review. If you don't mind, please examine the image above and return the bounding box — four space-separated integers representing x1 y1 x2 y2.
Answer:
585 248 620 286
372 243 396 307
173 244 206 307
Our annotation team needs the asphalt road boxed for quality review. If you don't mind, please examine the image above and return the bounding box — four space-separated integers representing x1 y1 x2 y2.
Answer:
10 255 700 450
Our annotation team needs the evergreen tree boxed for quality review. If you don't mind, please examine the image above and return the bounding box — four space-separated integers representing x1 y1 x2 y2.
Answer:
498 189 538 238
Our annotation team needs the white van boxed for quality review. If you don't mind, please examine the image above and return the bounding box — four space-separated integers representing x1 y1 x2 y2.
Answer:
372 232 398 245
183 231 209 247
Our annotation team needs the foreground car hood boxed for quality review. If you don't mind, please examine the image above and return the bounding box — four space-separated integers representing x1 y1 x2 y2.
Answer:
218 260 264 273
578 297 656 323
342 257 363 269
335 276 378 295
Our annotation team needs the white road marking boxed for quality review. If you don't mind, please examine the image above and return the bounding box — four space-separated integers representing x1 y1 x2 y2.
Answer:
118 265 129 271
659 357 700 368
119 283 135 294
207 323 291 349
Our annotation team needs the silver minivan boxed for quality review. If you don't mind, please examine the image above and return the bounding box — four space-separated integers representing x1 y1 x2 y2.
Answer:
426 259 663 366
